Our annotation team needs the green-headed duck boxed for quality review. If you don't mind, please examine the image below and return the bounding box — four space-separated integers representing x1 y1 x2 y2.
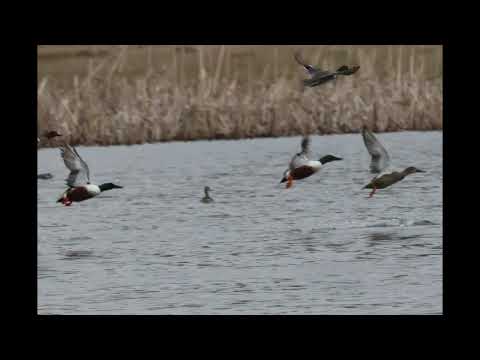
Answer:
280 136 342 189
57 144 123 206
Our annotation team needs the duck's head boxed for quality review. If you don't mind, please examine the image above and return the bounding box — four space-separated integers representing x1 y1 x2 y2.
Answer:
349 65 360 74
319 155 343 164
204 186 212 193
404 167 425 175
337 65 360 75
99 183 123 192
43 130 62 139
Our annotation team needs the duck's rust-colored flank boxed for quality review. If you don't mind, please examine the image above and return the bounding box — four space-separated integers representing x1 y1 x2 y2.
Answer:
280 136 342 189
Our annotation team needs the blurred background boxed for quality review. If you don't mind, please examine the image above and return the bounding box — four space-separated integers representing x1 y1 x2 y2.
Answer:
37 45 442 146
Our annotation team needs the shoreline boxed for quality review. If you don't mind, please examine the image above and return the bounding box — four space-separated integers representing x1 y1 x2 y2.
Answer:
37 128 443 149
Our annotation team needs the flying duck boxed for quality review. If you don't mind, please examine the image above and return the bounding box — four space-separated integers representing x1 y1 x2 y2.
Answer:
294 52 360 88
280 136 342 189
57 144 123 206
361 126 390 173
38 130 62 145
363 167 425 198
201 186 214 203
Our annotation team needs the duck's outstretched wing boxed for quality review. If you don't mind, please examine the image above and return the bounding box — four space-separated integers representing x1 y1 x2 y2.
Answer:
60 144 91 187
294 52 322 76
362 127 390 173
300 135 311 155
289 136 311 170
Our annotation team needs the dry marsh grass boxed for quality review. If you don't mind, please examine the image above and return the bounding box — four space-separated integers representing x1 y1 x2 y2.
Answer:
38 45 442 146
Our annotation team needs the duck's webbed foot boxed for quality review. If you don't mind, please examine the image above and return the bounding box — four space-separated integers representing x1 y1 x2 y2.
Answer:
368 187 377 198
61 197 72 206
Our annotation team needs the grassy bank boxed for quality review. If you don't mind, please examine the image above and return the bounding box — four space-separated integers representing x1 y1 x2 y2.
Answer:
37 45 442 146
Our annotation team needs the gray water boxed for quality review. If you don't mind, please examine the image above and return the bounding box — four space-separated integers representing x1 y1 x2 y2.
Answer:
37 131 442 314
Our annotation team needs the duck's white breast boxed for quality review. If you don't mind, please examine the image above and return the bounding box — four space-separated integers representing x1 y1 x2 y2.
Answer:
306 160 322 171
85 184 101 196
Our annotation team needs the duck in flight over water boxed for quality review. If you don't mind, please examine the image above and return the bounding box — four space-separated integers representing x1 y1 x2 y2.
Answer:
57 144 123 206
280 136 342 189
363 167 425 198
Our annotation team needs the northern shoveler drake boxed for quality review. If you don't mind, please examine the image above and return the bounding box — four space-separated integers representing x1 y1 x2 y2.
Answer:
201 186 214 203
280 136 342 189
57 144 123 206
294 52 360 88
361 126 390 173
363 167 425 198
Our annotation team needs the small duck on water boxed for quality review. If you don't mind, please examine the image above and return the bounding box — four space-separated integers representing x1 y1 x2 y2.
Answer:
361 126 390 173
201 186 214 203
37 173 54 180
363 167 425 198
280 136 342 189
57 144 123 206
294 52 360 88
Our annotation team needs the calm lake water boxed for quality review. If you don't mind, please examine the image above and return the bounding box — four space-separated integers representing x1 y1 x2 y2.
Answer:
37 131 442 314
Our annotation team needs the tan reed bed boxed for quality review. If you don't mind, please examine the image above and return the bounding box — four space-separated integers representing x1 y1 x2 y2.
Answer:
37 45 442 147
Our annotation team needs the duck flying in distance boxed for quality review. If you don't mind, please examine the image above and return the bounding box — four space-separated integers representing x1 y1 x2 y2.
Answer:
361 126 390 173
280 136 342 189
38 130 62 145
363 167 425 198
201 186 214 203
57 144 123 206
294 52 360 88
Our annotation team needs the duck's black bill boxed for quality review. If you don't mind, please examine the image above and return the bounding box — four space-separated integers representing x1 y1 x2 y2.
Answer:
416 169 425 173
280 178 287 183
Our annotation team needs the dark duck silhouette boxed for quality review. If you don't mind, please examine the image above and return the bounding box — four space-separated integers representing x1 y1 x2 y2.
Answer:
294 52 359 88
38 130 62 145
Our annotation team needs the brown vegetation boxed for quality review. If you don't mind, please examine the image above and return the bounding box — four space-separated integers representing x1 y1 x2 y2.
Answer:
38 45 442 146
